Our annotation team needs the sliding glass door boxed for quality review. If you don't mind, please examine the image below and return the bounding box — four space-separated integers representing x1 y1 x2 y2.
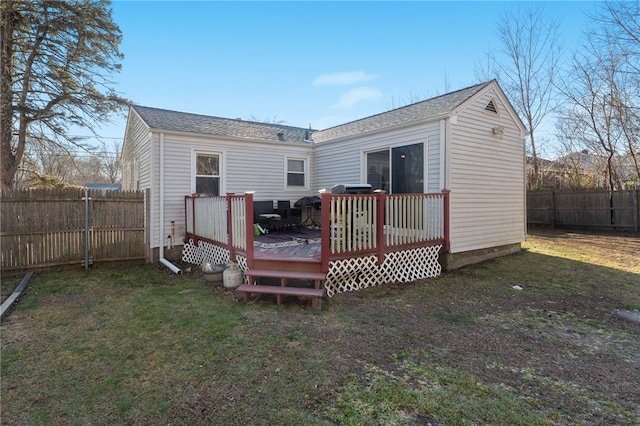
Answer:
366 142 424 194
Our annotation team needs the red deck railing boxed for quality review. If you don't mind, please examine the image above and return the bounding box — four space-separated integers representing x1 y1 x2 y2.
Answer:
185 192 255 267
319 191 449 272
185 191 449 271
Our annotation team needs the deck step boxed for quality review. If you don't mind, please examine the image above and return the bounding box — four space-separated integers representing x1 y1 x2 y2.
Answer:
237 284 324 309
244 269 326 281
237 284 323 298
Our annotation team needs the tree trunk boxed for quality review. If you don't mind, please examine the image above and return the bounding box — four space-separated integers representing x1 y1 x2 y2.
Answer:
0 0 18 189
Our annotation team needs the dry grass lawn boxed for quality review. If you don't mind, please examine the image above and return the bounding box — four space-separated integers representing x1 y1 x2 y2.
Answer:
1 226 639 425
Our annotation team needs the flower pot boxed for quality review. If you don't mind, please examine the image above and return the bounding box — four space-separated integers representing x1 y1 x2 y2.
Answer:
202 263 226 285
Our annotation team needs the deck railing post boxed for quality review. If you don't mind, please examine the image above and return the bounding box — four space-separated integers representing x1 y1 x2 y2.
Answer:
442 190 450 252
245 192 254 269
376 191 386 264
226 193 236 262
320 192 331 272
191 196 196 239
184 196 189 236
184 195 192 241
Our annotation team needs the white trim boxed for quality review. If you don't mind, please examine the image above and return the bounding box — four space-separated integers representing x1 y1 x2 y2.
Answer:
439 119 446 191
191 149 224 195
444 119 452 190
284 155 310 191
483 97 501 116
362 139 427 194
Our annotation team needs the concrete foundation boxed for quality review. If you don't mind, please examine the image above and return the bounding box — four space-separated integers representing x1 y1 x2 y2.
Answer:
439 243 522 271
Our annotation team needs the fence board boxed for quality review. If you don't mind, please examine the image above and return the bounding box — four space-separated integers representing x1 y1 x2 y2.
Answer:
527 190 640 231
1 189 145 272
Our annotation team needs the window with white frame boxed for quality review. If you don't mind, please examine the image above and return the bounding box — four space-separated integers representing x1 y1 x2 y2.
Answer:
195 153 220 195
286 157 306 188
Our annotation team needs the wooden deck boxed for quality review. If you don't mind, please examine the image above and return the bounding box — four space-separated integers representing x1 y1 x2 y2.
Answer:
184 192 448 305
253 227 321 260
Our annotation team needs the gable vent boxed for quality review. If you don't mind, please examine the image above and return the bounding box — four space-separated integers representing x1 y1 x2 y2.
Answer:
485 100 498 114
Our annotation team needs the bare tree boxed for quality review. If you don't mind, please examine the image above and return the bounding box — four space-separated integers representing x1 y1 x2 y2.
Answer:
596 1 640 186
0 0 128 189
97 140 121 183
478 5 562 189
556 2 640 190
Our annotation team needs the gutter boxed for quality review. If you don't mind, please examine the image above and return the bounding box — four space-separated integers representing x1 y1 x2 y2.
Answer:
313 113 454 146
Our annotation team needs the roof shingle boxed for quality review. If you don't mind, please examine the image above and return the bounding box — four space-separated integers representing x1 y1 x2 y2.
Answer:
311 81 493 142
131 81 493 144
131 105 313 143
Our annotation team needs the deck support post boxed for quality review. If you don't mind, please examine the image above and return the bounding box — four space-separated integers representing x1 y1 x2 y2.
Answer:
442 190 451 253
320 192 331 273
245 192 255 269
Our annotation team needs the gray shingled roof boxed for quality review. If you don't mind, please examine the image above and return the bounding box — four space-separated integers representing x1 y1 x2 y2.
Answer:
131 105 313 143
131 81 493 144
311 81 493 143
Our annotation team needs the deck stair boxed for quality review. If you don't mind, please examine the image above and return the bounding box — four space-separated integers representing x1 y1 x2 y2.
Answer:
239 267 325 309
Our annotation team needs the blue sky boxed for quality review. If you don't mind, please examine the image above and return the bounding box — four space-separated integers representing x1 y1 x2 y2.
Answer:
91 1 600 150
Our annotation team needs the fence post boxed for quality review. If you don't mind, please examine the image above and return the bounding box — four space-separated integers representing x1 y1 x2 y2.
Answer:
635 190 639 233
83 188 90 269
551 190 556 228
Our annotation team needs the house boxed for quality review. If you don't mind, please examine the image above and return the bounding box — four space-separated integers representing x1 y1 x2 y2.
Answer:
121 80 526 270
85 182 122 196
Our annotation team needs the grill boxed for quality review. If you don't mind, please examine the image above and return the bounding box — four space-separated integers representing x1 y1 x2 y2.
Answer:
330 183 373 194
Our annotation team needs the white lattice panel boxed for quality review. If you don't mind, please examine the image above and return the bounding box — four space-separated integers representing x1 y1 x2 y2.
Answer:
325 244 442 297
182 239 230 266
182 240 250 284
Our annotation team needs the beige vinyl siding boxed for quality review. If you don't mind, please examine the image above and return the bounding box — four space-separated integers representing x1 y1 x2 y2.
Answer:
314 123 441 192
448 87 525 253
121 111 151 191
425 126 441 193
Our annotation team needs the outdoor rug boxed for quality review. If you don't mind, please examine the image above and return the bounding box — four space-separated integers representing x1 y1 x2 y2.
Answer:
253 227 321 248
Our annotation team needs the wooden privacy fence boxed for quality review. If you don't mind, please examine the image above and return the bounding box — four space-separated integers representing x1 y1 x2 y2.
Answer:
1 189 146 272
527 190 640 232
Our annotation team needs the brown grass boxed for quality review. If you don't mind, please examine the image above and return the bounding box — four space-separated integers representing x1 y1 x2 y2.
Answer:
1 227 639 425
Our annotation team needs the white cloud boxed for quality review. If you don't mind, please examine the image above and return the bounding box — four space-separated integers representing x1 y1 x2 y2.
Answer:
335 87 383 108
313 71 377 86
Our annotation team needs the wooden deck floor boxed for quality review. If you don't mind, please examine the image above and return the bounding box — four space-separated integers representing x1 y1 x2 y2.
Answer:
253 227 321 260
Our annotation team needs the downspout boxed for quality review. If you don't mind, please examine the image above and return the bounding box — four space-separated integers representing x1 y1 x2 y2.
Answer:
159 132 165 260
158 132 181 274
440 117 453 253
84 187 90 269
148 131 155 262
444 116 454 190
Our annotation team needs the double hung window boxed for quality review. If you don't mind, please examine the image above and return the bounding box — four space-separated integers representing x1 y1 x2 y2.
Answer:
195 153 220 195
286 157 306 188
